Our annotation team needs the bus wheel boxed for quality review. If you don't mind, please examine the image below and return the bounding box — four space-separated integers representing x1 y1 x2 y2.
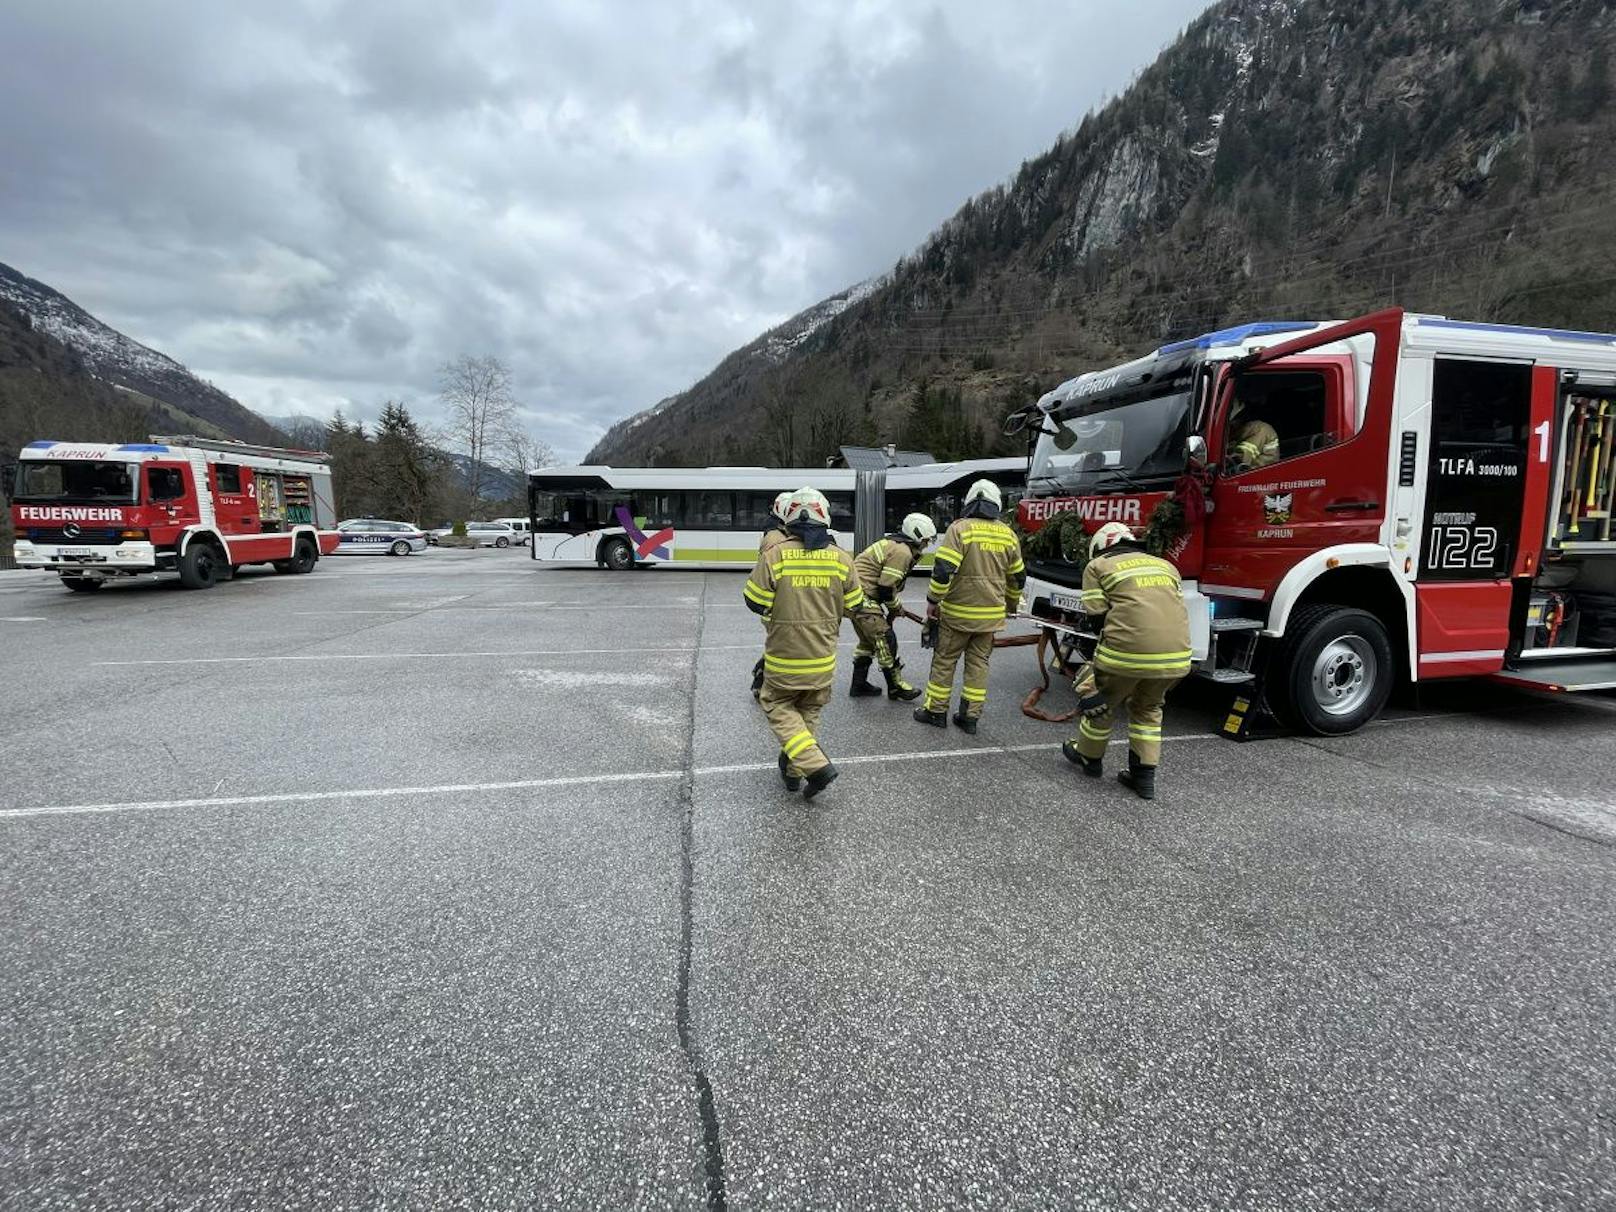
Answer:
62 576 103 593
1268 605 1393 736
178 541 222 590
602 538 633 571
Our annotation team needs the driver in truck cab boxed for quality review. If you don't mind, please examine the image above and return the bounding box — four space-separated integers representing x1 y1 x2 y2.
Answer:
1227 397 1280 472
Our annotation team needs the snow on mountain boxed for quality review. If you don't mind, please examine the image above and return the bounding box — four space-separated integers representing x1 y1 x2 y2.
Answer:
0 260 285 444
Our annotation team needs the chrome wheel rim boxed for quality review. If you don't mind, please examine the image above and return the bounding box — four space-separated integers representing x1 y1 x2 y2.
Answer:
1311 635 1376 717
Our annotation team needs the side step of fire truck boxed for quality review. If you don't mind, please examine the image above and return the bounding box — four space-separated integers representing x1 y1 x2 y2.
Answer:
1490 655 1616 692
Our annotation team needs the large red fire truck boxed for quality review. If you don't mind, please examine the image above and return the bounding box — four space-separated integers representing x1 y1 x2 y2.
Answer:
7 434 340 591
1012 308 1616 735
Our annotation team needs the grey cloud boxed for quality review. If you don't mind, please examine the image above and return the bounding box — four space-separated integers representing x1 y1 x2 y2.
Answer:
0 0 1209 461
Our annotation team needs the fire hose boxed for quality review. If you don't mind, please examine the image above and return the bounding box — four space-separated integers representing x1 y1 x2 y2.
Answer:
895 608 1084 722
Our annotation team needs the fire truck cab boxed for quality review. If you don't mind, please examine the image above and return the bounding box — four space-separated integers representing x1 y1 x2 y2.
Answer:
1016 308 1616 735
7 434 340 592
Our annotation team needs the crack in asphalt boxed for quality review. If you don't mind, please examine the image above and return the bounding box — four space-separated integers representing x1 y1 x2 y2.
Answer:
676 573 728 1210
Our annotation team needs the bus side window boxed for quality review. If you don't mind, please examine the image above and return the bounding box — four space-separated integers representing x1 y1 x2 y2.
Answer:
686 491 734 529
824 492 855 533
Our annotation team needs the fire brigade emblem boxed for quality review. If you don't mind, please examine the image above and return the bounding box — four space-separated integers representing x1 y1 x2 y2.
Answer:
1262 492 1293 525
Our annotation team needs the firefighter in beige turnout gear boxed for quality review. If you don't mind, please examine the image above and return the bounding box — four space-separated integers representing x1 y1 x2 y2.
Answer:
1062 521 1192 801
1227 399 1279 471
848 513 938 702
750 491 796 701
744 487 863 799
913 479 1025 736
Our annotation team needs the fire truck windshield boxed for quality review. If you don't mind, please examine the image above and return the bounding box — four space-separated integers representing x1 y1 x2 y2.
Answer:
13 460 140 504
1029 383 1192 495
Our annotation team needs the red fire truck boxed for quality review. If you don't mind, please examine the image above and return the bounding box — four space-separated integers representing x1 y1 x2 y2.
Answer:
7 434 340 591
1012 308 1616 735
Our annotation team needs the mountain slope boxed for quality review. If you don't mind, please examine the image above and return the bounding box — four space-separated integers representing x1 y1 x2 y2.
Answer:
0 260 285 445
591 0 1616 467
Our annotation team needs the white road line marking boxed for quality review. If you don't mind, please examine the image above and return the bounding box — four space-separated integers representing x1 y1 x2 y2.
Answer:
290 604 703 616
2 735 1223 820
91 643 769 666
1 617 46 622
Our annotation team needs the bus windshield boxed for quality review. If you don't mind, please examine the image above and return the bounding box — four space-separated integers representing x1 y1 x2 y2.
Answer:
13 460 140 504
1029 376 1194 496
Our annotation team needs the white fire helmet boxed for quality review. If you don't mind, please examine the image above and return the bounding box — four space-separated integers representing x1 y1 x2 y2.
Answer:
784 487 831 527
900 513 938 546
1089 520 1135 559
771 490 793 522
964 479 1003 510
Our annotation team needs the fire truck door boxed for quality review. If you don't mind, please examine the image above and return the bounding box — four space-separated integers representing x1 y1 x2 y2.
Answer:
1203 311 1403 596
1411 357 1534 675
144 462 197 526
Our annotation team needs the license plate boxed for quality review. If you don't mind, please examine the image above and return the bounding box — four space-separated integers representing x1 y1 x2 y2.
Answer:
1050 590 1085 612
55 547 95 558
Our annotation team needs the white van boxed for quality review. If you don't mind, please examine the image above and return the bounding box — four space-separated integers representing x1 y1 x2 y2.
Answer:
492 516 532 545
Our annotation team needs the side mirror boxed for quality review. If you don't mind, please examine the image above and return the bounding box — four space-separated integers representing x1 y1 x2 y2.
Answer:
1002 406 1034 437
1052 423 1079 452
1186 435 1207 466
0 463 14 502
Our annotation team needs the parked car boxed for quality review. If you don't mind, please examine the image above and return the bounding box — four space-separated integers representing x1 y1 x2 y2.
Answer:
334 518 429 556
492 516 533 545
426 521 519 548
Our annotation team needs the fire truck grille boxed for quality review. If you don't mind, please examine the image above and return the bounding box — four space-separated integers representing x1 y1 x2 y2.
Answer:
26 528 123 544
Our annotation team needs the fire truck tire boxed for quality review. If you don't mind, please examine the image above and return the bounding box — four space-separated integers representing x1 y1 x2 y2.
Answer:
602 538 633 571
273 539 318 575
1268 605 1394 736
61 576 102 592
177 541 223 590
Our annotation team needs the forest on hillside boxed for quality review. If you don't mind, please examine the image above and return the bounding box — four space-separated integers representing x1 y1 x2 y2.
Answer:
591 0 1616 468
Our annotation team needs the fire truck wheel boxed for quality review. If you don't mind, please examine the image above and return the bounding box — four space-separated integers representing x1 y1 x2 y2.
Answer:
1269 605 1394 736
273 539 318 575
177 541 223 590
602 538 633 571
61 576 103 592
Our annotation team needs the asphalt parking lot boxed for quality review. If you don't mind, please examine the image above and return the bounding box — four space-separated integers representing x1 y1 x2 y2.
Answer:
2 550 1614 1210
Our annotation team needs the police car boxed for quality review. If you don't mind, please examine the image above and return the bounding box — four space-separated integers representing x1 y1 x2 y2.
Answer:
333 518 430 555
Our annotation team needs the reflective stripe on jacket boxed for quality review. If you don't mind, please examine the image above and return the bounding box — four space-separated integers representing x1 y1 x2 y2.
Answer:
853 538 915 607
1081 547 1192 678
926 518 1025 634
743 538 862 688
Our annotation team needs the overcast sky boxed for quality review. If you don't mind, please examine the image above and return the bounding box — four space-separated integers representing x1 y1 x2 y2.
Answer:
2 0 1209 460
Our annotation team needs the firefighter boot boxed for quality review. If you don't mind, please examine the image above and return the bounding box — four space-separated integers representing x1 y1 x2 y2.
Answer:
803 761 839 800
1062 740 1103 778
849 657 883 698
750 658 765 702
777 751 802 792
951 709 979 735
913 706 948 728
1117 752 1157 801
882 666 922 702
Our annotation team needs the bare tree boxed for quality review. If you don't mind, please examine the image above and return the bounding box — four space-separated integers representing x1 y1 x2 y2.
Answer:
504 427 556 475
439 355 517 504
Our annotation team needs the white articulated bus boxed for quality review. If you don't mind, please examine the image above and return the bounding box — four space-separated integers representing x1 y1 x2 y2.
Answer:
527 458 1026 569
